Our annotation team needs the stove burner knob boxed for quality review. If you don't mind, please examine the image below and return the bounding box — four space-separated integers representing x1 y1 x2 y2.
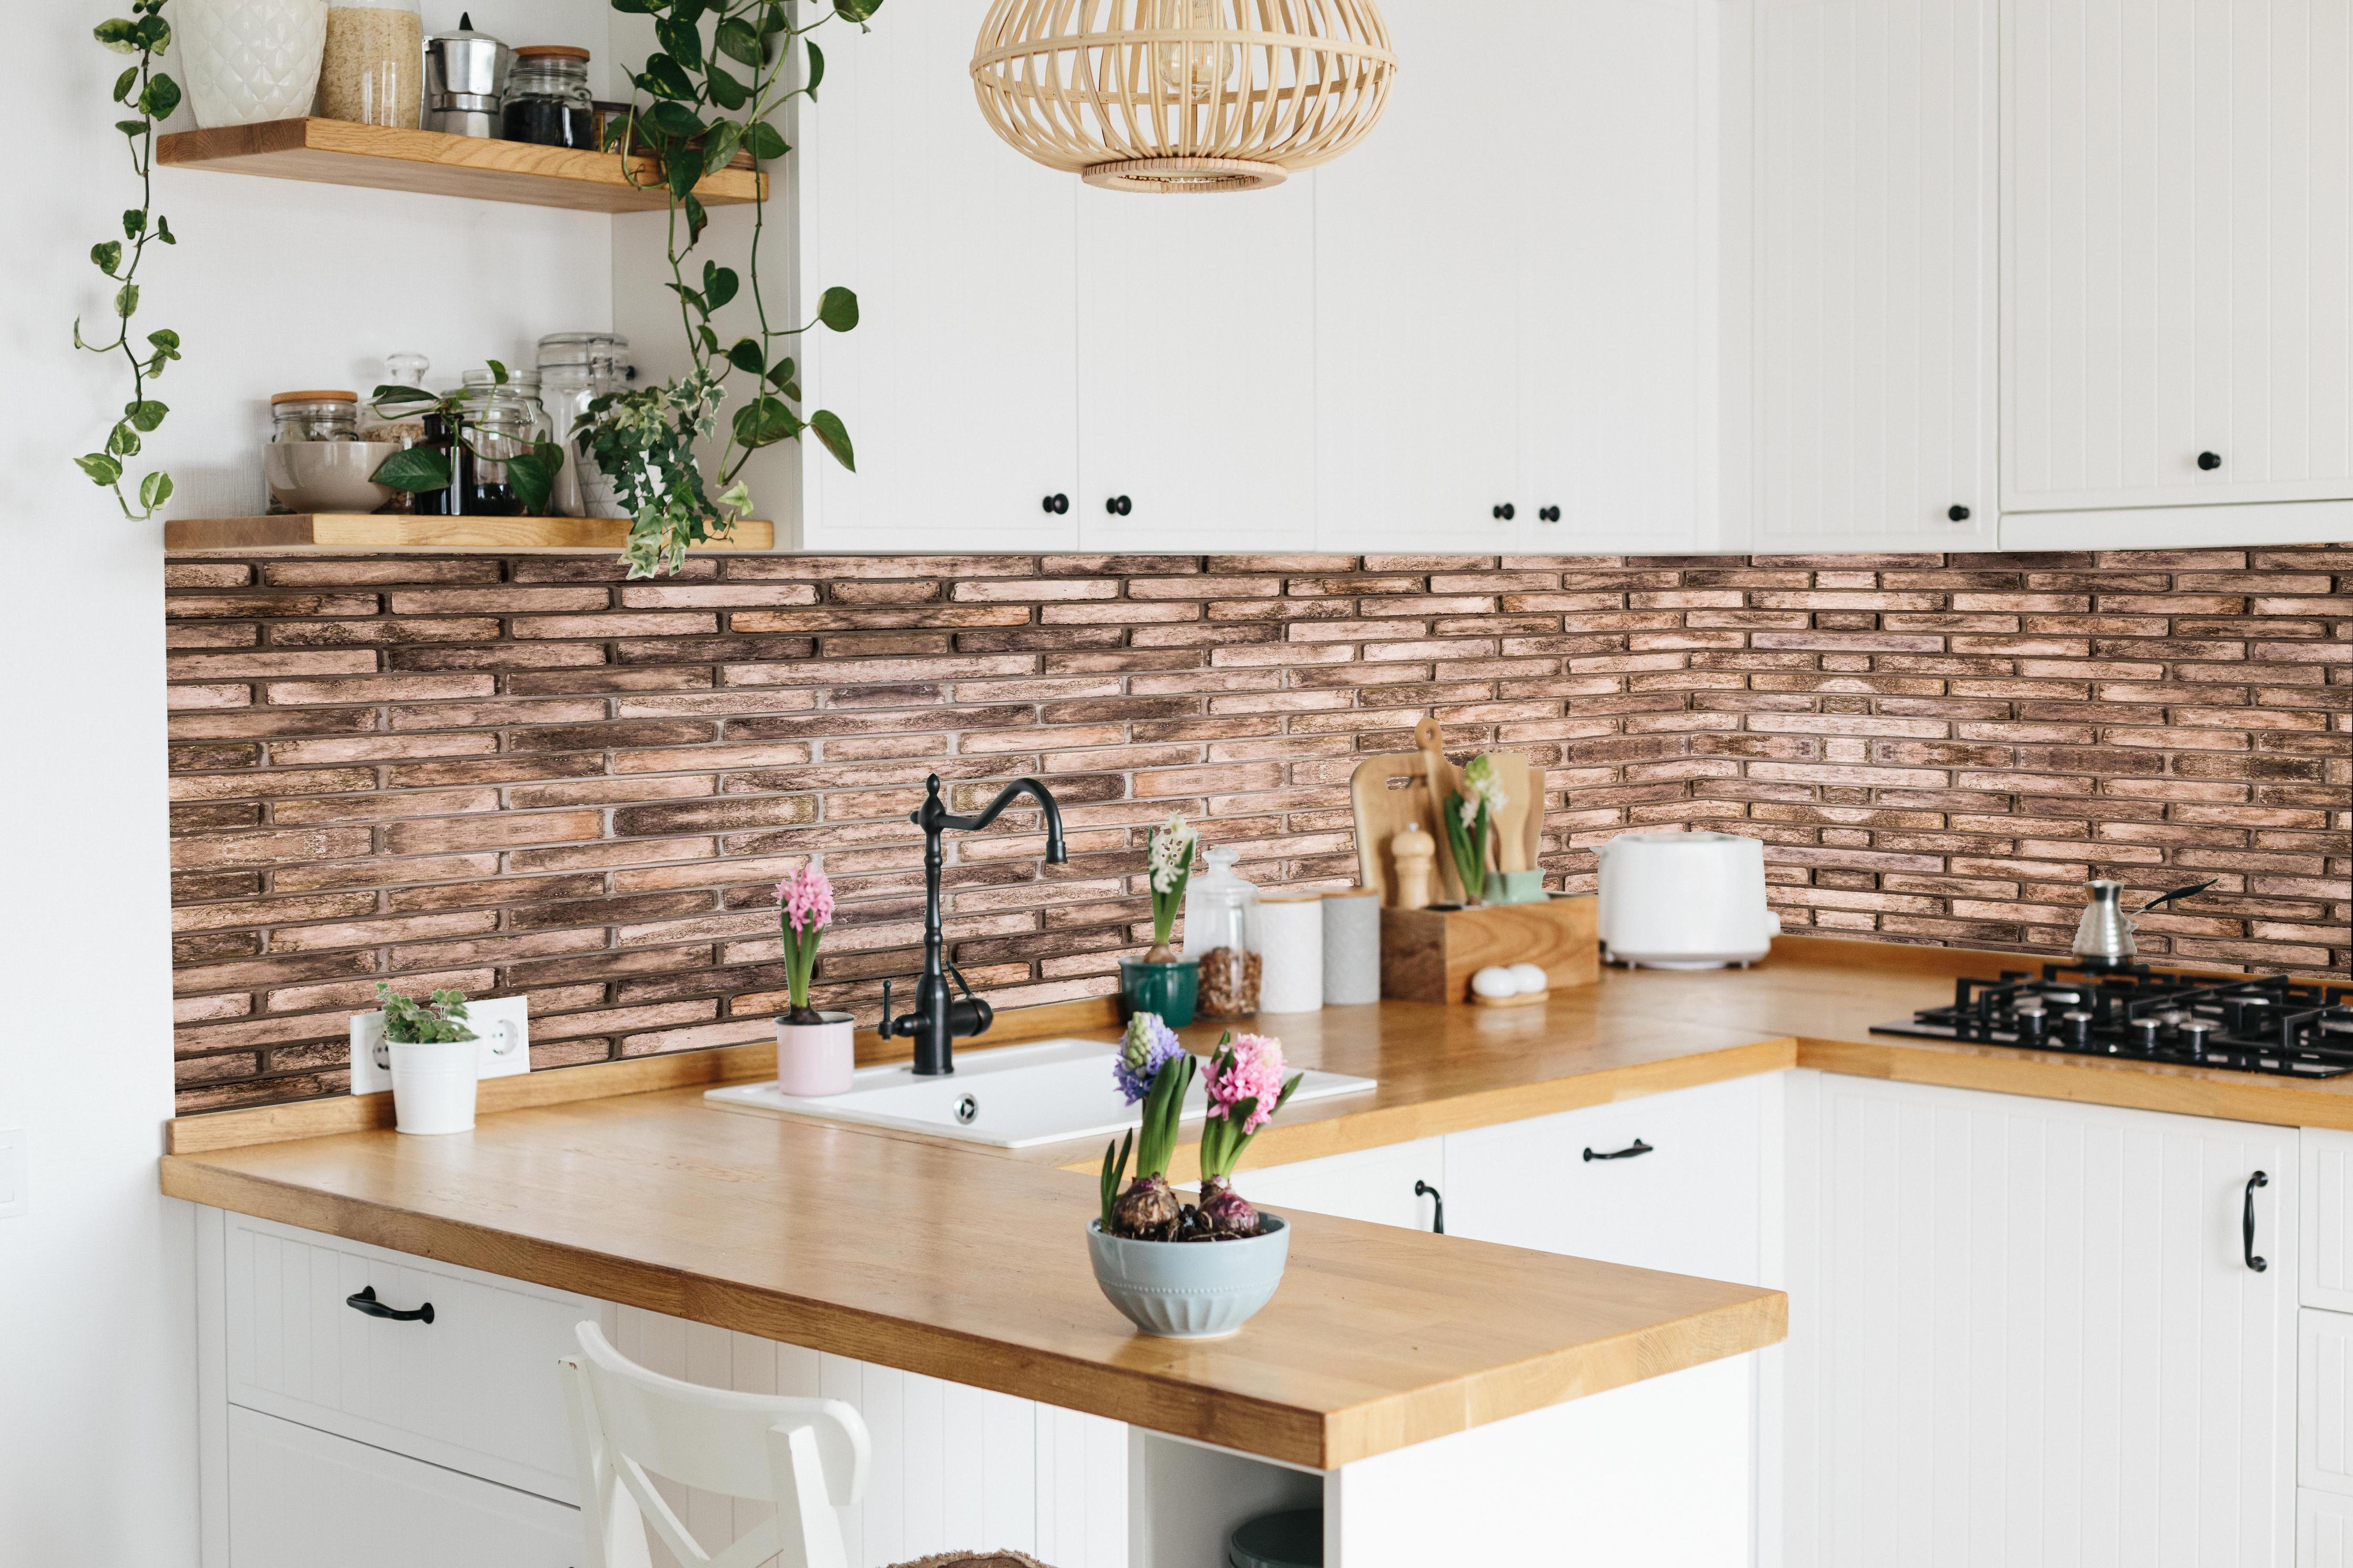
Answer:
2063 1009 2095 1047
2014 1005 2048 1041
2130 1019 2163 1053
2179 1019 2215 1056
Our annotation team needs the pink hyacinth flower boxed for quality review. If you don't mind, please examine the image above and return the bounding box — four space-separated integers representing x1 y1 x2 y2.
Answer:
1206 1033 1287 1135
776 866 834 935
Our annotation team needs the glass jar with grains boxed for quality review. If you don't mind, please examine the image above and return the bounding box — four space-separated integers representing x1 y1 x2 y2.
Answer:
270 390 361 443
502 46 597 148
1183 845 1262 1018
318 0 422 128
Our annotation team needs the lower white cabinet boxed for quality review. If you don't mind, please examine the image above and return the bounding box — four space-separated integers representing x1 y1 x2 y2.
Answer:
2306 1310 2353 1496
1783 1071 2299 1568
1237 1137 1445 1233
227 1407 578 1568
2307 1491 2353 1568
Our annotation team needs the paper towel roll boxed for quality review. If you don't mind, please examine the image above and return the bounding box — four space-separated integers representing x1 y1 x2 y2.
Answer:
1255 894 1325 1014
1321 888 1382 1005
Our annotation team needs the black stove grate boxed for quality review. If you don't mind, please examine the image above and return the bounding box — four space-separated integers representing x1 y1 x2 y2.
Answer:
1873 963 2353 1078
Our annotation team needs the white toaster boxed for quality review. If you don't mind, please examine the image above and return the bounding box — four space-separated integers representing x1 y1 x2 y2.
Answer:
1596 831 1783 968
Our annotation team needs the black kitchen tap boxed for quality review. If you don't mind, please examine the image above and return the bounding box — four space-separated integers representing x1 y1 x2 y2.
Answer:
881 774 1068 1076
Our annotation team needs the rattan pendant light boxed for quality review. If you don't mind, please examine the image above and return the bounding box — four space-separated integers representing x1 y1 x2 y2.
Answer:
970 1 1399 193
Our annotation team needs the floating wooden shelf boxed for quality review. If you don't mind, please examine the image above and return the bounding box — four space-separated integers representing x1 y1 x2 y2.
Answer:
163 514 777 554
156 118 764 213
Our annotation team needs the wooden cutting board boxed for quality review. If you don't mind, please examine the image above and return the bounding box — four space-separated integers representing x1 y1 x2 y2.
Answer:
1352 722 1545 904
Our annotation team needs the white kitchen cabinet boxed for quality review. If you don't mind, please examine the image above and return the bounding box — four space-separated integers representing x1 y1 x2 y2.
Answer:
2003 0 2353 523
1235 1137 1445 1232
227 1407 579 1568
1444 1074 1768 1284
1317 0 1712 557
1748 0 1999 552
2307 1310 2353 1497
2307 1490 2353 1568
2305 1129 2353 1313
1783 1071 2298 1568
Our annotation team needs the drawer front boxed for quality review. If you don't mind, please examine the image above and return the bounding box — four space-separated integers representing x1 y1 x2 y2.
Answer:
2307 1310 2353 1496
1443 1074 1766 1283
2306 1490 2353 1568
1232 1137 1445 1233
2305 1130 2353 1312
228 1407 579 1568
223 1212 597 1503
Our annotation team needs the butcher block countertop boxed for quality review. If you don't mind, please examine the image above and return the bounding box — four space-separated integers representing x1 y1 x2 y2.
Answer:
157 934 2348 1468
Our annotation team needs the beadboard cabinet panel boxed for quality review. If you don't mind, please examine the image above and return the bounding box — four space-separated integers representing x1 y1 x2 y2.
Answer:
2305 1129 2353 1314
2004 0 2353 513
2305 1310 2353 1497
1236 1137 1446 1233
2308 1491 2353 1568
1752 0 1999 551
794 0 1081 552
1783 1072 2297 1568
1076 179 1319 552
227 1409 579 1568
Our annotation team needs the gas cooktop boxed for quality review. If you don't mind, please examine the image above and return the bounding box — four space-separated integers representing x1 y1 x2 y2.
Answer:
1874 963 2353 1078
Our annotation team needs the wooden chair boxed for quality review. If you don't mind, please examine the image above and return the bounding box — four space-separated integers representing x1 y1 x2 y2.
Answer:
559 1321 871 1568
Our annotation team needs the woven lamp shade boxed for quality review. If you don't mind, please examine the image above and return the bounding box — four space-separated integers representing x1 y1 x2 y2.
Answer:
970 0 1399 193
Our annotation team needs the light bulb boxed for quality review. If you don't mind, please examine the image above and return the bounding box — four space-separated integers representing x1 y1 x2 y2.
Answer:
1152 0 1234 106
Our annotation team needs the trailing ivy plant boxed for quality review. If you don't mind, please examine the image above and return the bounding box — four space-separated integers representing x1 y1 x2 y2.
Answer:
77 0 183 520
592 0 875 578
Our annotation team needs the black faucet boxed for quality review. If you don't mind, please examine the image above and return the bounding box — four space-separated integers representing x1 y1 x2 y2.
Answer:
882 774 1068 1076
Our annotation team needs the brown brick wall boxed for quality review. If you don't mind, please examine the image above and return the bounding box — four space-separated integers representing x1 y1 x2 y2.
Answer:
164 546 2353 1115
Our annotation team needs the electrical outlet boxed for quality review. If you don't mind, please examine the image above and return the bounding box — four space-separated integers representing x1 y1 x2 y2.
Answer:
0 1129 25 1219
348 996 531 1097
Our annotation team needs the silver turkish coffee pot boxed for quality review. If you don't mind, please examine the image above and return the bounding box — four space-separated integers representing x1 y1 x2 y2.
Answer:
2070 878 2218 966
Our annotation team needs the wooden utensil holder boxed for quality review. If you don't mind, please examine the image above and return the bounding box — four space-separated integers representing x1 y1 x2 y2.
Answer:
1379 896 1599 1004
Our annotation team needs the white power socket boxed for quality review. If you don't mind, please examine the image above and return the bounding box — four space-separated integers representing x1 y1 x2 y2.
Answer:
0 1129 24 1219
348 995 531 1097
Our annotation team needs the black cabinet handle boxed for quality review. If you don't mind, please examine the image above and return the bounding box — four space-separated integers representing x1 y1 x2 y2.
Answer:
1492 503 1516 521
2198 451 2223 471
1539 505 1562 523
1105 495 1132 516
2244 1171 2269 1272
1414 1179 1445 1235
1948 504 1971 522
346 1284 435 1323
1041 493 1069 515
1584 1138 1653 1162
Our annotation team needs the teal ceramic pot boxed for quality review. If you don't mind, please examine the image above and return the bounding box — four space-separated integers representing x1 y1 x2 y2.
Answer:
1119 956 1199 1028
1087 1216 1290 1338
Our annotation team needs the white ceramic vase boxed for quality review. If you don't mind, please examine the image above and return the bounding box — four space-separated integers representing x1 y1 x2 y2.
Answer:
388 1036 477 1134
775 1012 854 1097
177 0 329 129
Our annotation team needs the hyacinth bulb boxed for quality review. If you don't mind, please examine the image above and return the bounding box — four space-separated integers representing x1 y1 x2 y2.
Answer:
1152 0 1236 106
1112 1173 1182 1240
1196 1176 1260 1237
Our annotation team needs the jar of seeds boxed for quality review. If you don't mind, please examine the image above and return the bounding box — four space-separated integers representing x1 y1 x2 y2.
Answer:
1183 845 1262 1018
318 0 423 128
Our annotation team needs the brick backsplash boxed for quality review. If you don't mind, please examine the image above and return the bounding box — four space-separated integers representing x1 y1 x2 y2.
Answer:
162 547 2353 1115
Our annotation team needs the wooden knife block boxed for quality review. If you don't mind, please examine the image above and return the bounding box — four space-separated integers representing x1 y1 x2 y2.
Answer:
1380 897 1600 1004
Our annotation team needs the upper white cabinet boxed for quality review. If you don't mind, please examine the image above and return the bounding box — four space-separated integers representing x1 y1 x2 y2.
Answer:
1782 1073 2298 1568
1748 0 1999 552
2003 0 2353 518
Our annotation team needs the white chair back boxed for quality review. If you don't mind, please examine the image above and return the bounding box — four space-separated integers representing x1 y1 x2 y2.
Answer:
560 1320 871 1568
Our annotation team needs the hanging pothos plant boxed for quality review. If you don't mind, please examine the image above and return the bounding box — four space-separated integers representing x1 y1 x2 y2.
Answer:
77 0 183 520
592 0 875 578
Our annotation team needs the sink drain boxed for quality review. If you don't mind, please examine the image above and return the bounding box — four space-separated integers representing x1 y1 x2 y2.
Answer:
954 1095 979 1125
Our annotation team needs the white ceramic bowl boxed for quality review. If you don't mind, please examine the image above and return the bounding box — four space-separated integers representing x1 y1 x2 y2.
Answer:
266 441 406 514
1087 1215 1290 1339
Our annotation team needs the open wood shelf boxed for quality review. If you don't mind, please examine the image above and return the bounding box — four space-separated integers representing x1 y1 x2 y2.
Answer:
156 118 764 213
163 514 777 554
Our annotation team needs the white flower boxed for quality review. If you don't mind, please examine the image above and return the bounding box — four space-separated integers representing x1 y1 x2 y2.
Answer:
1462 754 1509 818
1148 814 1196 893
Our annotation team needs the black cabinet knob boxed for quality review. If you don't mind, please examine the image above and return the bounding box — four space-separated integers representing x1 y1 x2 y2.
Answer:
1539 505 1562 523
1492 503 1516 521
1948 504 1971 522
2198 451 2223 471
1041 493 1069 515
1105 495 1132 517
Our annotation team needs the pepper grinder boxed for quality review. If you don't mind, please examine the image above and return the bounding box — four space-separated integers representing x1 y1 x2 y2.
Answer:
424 13 511 137
1390 822 1437 911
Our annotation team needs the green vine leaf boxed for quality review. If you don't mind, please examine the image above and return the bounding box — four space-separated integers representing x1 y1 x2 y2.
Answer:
810 409 856 471
505 442 565 517
817 287 860 332
138 471 175 512
706 65 749 112
703 264 740 310
92 241 123 276
637 54 696 100
94 18 143 52
716 17 763 66
732 395 800 449
115 283 139 318
745 120 788 161
125 399 168 432
726 338 766 376
77 453 124 486
371 446 454 492
701 120 745 174
140 74 180 119
112 66 139 102
836 0 882 20
806 41 826 97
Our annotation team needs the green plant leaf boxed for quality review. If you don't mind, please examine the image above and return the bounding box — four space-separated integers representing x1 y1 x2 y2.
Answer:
701 120 745 174
716 16 763 66
487 358 510 385
116 119 148 139
140 73 179 119
94 17 142 53
107 422 142 457
155 214 176 244
836 0 883 19
656 15 703 72
760 2 790 35
668 147 703 202
138 470 174 512
91 241 123 276
122 208 146 238
817 287 860 332
637 54 696 100
765 356 796 388
705 66 749 113
125 398 168 432
682 193 709 242
745 120 789 161
809 409 855 471
76 452 124 486
703 264 739 311
371 446 454 492
148 327 182 356
115 283 139 318
806 41 827 97
505 442 562 517
647 100 705 140
133 12 169 50
731 395 800 449
726 337 766 376
113 66 139 103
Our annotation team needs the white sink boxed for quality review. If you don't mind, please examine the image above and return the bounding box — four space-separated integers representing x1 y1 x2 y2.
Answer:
705 1037 1378 1150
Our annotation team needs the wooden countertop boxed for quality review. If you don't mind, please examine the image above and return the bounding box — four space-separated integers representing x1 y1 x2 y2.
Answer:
158 933 2348 1468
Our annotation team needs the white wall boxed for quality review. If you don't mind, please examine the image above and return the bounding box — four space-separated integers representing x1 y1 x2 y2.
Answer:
0 5 611 1563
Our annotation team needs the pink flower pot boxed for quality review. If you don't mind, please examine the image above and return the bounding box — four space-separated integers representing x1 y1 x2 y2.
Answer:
775 1011 855 1097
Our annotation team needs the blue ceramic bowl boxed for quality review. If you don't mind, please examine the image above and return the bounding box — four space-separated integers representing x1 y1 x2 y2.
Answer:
1086 1215 1290 1339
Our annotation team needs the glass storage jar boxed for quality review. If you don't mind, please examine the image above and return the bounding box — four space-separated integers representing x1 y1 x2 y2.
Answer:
537 332 631 517
1182 845 1261 1018
318 0 423 128
270 390 362 443
502 45 597 148
358 353 431 514
450 380 544 516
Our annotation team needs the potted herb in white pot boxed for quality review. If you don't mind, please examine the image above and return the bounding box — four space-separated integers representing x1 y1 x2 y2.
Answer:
372 983 479 1135
1088 1018 1304 1338
773 866 852 1096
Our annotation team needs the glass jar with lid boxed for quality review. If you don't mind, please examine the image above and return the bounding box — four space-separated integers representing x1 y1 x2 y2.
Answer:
451 378 544 516
1183 845 1261 1018
502 45 597 148
537 332 632 517
270 390 362 444
319 0 423 128
358 354 431 514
